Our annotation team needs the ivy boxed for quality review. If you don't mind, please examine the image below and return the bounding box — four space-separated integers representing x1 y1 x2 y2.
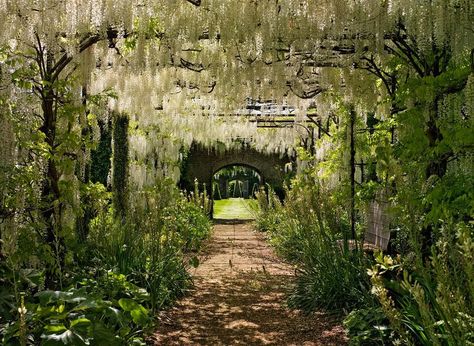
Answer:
112 114 129 220
91 120 112 186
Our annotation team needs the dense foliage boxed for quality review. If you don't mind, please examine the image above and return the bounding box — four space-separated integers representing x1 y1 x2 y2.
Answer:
255 62 473 344
256 183 374 312
0 179 211 344
0 0 472 344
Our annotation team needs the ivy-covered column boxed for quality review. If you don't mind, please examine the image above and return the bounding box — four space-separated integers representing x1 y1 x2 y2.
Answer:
91 120 113 186
112 114 129 221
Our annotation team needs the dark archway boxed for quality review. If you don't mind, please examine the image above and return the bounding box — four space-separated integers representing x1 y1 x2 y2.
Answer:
213 164 263 200
180 143 292 215
212 165 262 220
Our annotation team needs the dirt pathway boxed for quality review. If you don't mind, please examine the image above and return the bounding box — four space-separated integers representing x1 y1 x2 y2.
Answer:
152 220 348 345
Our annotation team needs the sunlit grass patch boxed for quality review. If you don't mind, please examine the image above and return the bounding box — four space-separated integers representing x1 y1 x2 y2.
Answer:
213 198 258 220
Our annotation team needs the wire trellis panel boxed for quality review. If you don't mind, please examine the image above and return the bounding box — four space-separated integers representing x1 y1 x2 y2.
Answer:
365 190 391 251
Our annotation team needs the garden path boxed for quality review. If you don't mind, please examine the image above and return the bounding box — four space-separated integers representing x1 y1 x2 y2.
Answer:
152 220 347 345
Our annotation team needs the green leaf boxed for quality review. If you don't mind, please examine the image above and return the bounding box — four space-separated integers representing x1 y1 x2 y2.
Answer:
130 306 149 325
41 329 86 345
119 326 131 338
70 317 91 328
90 322 117 345
36 289 87 306
106 306 121 318
118 298 140 312
44 324 67 333
72 297 104 312
37 291 64 305
118 298 149 325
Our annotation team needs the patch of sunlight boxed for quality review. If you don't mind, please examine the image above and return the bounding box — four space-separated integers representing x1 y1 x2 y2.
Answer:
213 198 258 220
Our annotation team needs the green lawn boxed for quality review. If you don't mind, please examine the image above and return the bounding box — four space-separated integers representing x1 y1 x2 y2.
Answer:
213 198 258 220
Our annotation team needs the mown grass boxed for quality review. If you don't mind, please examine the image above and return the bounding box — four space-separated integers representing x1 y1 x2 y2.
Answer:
213 198 258 220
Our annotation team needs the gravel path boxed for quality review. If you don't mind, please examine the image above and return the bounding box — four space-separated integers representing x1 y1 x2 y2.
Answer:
152 220 348 345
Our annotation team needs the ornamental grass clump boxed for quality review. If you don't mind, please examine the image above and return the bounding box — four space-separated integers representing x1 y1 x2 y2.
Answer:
254 186 283 235
257 180 374 312
88 180 211 312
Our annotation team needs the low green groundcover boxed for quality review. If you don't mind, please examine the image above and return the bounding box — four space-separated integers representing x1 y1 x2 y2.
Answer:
213 198 257 220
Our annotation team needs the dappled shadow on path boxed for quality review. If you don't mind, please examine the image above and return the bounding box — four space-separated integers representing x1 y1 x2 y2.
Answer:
151 222 347 345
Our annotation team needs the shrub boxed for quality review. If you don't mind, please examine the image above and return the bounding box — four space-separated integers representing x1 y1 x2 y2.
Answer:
289 240 373 312
369 221 474 345
87 181 211 312
1 272 151 345
254 186 283 234
256 180 374 312
343 307 393 345
165 197 211 252
1 180 212 344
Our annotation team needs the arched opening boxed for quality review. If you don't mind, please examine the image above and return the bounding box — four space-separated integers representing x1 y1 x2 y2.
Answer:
212 164 262 220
